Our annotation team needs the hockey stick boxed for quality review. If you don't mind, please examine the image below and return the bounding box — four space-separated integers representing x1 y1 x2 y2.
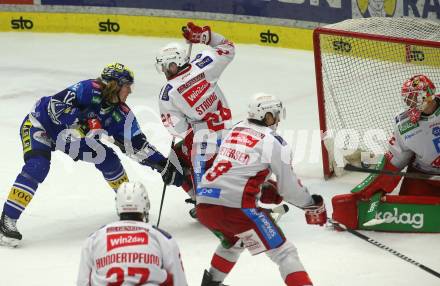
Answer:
344 164 440 181
156 138 176 228
328 218 440 279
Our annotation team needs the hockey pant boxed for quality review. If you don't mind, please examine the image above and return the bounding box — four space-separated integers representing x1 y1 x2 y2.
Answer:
197 204 313 285
3 116 128 219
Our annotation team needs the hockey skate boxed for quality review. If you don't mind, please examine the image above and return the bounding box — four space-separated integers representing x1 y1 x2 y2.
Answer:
201 270 228 286
0 212 22 247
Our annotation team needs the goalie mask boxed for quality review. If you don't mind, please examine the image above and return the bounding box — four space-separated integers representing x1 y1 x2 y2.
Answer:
155 42 189 73
401 75 436 123
116 182 150 221
248 93 286 129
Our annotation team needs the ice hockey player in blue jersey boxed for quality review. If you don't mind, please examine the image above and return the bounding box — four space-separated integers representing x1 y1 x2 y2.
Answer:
0 63 183 247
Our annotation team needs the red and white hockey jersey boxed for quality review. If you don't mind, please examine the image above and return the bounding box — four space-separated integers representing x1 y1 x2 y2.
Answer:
77 220 187 286
158 33 234 139
388 107 440 173
196 120 314 208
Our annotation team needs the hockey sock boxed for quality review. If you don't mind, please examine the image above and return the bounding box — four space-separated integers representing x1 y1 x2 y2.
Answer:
285 271 313 286
266 241 311 285
104 168 129 191
209 241 244 281
4 157 50 219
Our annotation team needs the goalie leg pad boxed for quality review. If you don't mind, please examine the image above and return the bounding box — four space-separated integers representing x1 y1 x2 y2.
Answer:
331 193 359 229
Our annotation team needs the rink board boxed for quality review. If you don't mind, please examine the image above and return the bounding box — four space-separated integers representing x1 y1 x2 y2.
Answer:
0 11 313 50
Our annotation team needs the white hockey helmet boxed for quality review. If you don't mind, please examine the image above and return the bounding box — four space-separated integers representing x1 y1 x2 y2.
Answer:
155 42 189 73
248 93 286 122
116 182 150 217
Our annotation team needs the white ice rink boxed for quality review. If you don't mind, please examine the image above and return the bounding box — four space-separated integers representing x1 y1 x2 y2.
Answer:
0 32 439 285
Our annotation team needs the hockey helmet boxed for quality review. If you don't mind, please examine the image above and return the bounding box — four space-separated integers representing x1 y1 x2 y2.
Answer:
101 63 134 86
401 74 436 110
155 42 189 73
248 93 286 122
116 182 150 217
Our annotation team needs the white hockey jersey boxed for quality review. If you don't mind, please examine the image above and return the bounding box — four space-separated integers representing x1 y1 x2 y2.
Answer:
388 106 440 174
77 220 187 286
158 33 234 139
196 120 314 208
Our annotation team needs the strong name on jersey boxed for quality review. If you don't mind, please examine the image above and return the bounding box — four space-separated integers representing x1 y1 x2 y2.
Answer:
196 120 313 208
390 106 440 173
77 220 187 286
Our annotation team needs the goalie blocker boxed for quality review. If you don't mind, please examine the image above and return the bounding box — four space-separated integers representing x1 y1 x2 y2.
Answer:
332 193 440 232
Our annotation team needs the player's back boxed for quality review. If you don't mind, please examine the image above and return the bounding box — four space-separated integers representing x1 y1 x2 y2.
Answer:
197 120 275 208
87 220 170 286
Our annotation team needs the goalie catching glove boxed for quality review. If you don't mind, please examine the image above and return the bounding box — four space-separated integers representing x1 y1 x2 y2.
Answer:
303 194 327 226
182 22 211 45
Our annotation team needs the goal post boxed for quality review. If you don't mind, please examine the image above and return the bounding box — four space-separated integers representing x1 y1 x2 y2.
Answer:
313 17 440 179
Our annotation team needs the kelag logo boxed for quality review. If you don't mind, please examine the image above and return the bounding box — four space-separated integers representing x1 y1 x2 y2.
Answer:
99 19 120 32
11 16 33 30
332 40 351 52
260 30 279 44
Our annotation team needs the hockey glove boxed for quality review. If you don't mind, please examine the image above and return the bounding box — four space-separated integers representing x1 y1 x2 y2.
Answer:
304 194 327 226
260 179 283 204
182 22 211 45
75 118 102 137
160 159 184 187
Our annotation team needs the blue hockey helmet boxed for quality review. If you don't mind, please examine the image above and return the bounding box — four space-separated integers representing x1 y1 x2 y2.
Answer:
101 63 134 86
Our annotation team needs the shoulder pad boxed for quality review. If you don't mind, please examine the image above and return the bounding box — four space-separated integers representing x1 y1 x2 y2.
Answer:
160 84 173 101
271 131 287 146
152 225 172 239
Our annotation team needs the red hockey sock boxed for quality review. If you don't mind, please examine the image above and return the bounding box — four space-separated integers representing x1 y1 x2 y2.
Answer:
211 253 236 274
285 271 313 286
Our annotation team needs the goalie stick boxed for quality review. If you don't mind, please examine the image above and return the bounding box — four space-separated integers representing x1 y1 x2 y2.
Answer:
344 164 440 181
328 218 440 279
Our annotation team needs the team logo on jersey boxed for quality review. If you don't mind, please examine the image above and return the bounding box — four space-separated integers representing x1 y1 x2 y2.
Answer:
111 111 122 123
398 120 419 135
106 232 148 251
92 95 102 104
196 187 221 198
177 73 205 94
432 127 440 137
433 138 440 154
160 84 172 101
195 56 213 69
226 132 260 148
183 80 211 107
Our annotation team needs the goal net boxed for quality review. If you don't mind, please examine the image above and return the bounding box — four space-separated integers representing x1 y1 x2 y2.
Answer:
314 17 440 178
